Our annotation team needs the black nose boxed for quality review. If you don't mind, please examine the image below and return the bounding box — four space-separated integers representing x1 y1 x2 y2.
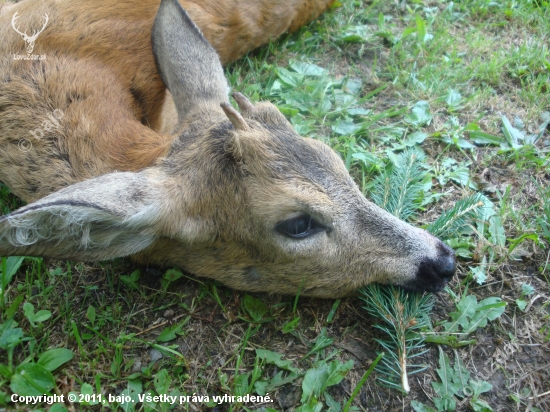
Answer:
434 241 457 279
403 240 457 293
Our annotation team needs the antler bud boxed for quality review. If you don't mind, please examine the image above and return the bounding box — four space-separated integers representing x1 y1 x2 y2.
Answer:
232 92 255 113
220 102 249 131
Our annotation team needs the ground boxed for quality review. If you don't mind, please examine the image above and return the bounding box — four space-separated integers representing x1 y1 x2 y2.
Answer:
1 0 549 411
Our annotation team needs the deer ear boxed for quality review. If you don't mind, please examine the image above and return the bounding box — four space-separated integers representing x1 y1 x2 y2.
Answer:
152 0 228 123
0 171 165 261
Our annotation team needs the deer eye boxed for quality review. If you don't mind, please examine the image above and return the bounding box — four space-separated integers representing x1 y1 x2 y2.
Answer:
276 214 325 239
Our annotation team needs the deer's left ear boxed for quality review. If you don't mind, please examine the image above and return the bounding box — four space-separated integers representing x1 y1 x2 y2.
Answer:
0 171 165 261
152 0 228 124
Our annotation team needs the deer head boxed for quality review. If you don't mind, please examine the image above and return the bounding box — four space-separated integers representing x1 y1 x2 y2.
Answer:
0 0 455 297
11 11 49 54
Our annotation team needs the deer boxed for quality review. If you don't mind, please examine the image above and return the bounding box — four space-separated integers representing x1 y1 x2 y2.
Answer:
0 0 456 298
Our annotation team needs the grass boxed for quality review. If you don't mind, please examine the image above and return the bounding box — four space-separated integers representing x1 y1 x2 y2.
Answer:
1 0 550 410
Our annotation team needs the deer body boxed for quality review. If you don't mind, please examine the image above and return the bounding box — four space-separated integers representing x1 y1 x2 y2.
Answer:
0 0 456 297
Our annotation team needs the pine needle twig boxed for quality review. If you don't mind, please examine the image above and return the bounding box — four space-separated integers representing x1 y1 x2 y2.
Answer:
370 148 427 221
360 285 434 393
427 194 484 240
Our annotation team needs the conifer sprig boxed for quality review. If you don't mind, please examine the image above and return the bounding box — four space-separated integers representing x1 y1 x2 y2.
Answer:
360 285 434 393
365 148 485 394
370 148 427 222
427 194 484 240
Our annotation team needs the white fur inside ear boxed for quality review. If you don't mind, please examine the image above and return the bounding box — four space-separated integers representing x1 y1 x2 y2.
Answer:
0 202 160 259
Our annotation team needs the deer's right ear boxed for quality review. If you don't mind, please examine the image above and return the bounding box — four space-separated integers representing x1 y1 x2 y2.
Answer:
0 170 207 261
152 0 229 124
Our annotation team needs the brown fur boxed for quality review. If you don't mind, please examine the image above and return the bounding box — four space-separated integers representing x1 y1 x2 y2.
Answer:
0 0 335 201
0 0 456 298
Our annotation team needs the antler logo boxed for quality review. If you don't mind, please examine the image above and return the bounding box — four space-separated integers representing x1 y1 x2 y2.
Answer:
11 12 49 54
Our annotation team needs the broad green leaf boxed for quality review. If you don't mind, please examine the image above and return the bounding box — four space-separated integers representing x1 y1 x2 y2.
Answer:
311 99 332 117
80 382 94 395
32 310 52 323
452 356 470 389
289 60 326 77
477 196 497 234
163 268 183 282
432 349 460 411
254 380 269 396
280 106 300 117
470 379 493 399
405 101 432 127
301 365 326 403
470 131 503 146
324 359 353 388
343 78 362 95
448 166 470 186
300 360 353 403
0 327 23 349
1 257 24 288
351 152 379 167
411 400 437 412
37 348 73 372
233 373 249 397
446 89 462 108
281 91 316 112
256 349 299 373
86 305 96 325
443 135 476 149
23 303 35 320
402 131 428 146
470 263 487 285
338 33 365 43
5 295 24 320
346 107 371 116
120 269 140 287
10 363 55 396
521 284 535 296
501 115 523 148
324 392 341 412
488 216 506 247
335 25 371 43
443 295 478 333
296 400 323 412
276 67 303 88
441 157 457 168
120 379 142 412
464 298 506 334
157 318 188 342
0 364 11 378
334 92 356 107
470 398 494 412
254 370 300 395
243 295 268 322
282 316 300 333
331 120 363 136
470 256 488 285
154 369 170 394
516 299 528 311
